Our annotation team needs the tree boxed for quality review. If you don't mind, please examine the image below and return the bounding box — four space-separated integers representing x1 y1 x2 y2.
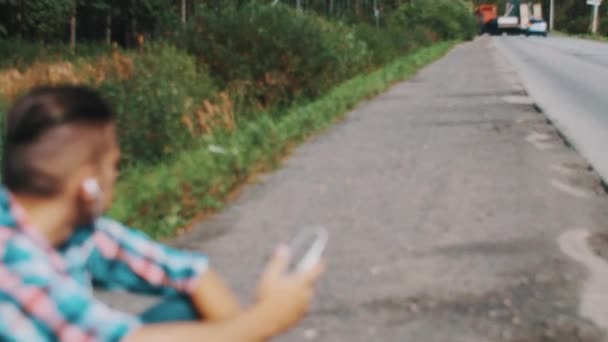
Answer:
79 0 120 44
1 0 76 41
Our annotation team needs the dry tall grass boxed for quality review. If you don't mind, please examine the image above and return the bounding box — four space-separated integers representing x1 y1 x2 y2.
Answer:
0 51 133 101
181 92 236 136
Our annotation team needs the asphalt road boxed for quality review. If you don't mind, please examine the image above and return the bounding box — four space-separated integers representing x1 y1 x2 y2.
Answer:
102 37 608 341
494 35 608 183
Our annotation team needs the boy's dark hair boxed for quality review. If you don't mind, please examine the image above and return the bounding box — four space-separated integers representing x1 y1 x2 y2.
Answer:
3 86 115 196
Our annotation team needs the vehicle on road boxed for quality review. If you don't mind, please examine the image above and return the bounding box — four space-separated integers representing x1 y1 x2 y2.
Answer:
475 4 498 34
476 0 545 36
526 18 548 37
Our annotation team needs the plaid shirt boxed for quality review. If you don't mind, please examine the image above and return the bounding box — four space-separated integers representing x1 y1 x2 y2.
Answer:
0 189 209 342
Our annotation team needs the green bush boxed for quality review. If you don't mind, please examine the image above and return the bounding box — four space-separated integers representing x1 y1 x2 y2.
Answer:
389 0 477 41
564 17 590 34
180 4 370 109
353 20 446 67
99 43 217 166
599 17 608 36
354 24 406 66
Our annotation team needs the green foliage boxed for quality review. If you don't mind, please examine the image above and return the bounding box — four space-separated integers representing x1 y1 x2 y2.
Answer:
110 42 456 238
180 3 370 108
553 0 593 34
353 24 410 66
389 0 477 41
354 0 475 66
0 1 472 238
563 17 590 34
21 0 75 40
0 0 181 46
105 0 181 38
600 17 608 36
99 43 216 166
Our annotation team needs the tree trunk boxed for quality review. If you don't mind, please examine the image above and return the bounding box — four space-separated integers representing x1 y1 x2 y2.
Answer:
374 0 379 28
549 0 554 30
181 0 187 25
105 10 112 45
131 17 136 48
16 12 22 40
70 14 76 51
591 4 599 34
16 0 24 39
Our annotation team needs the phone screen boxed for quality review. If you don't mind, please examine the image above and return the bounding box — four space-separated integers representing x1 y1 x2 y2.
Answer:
288 226 328 273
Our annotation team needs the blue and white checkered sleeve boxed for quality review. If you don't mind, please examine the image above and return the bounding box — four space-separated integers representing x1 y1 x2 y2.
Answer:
0 236 142 342
85 217 209 296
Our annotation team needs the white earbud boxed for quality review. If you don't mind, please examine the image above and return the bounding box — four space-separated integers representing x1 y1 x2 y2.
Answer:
82 178 104 218
82 178 101 198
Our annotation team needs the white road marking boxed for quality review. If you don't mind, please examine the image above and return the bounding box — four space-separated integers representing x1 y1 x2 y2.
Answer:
551 179 591 199
526 132 556 150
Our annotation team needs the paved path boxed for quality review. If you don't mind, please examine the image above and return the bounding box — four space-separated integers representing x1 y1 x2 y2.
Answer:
103 37 608 341
494 35 608 183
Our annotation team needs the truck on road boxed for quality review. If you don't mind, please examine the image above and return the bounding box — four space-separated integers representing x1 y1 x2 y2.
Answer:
475 0 545 36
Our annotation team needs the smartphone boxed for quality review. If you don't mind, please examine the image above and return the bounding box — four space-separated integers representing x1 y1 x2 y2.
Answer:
288 226 328 273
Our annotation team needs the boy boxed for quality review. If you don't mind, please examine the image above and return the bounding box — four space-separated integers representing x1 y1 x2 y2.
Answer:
0 86 324 341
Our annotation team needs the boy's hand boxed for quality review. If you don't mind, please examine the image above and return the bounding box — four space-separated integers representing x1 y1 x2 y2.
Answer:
126 246 325 342
255 245 325 336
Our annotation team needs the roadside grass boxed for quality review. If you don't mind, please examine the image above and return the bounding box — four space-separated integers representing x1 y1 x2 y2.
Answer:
552 30 608 42
109 41 457 239
574 34 608 42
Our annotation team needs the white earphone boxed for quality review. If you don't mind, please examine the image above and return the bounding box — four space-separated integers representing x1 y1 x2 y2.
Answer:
82 178 102 198
82 178 104 217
